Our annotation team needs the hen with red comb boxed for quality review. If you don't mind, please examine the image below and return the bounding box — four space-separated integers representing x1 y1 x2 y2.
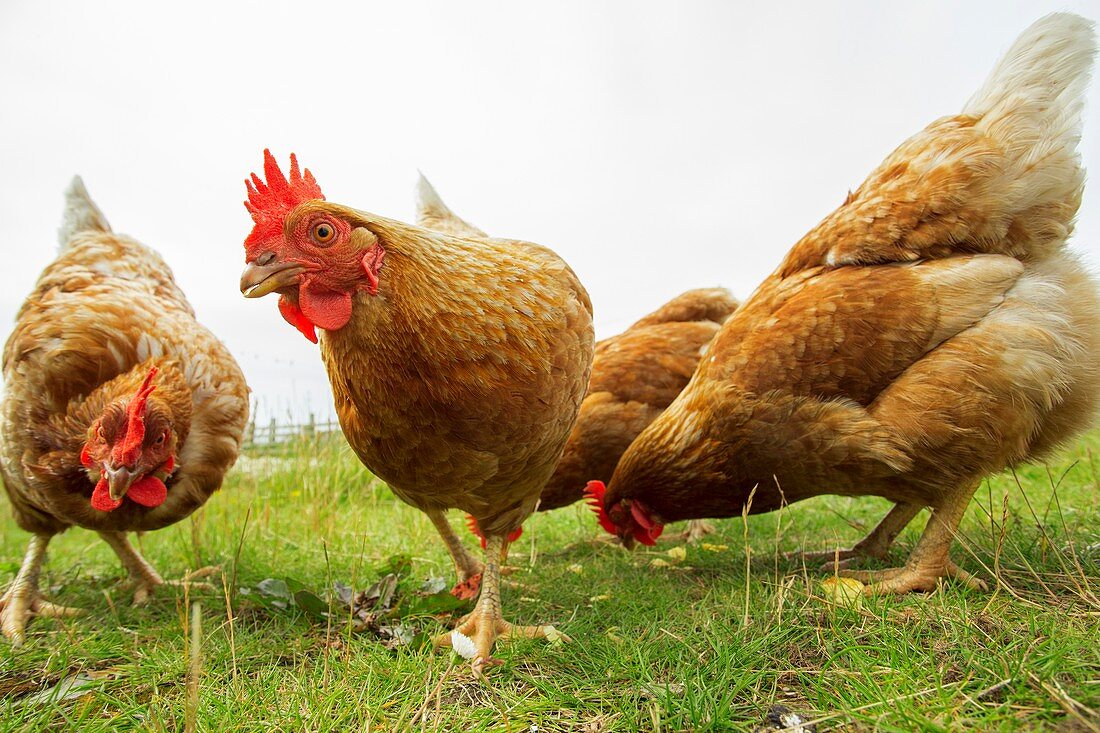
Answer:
239 152 593 676
587 14 1100 595
1 176 249 644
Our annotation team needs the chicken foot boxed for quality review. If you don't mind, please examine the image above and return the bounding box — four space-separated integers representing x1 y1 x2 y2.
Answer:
0 534 83 645
427 509 485 600
788 502 922 569
840 488 988 593
98 531 218 605
433 534 568 677
671 520 716 544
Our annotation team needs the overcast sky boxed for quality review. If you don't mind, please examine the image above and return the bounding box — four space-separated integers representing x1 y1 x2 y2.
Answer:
1 1 1098 424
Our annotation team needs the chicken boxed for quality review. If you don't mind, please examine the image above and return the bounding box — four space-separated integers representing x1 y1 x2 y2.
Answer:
587 13 1100 593
539 287 739 518
413 176 739 544
239 155 594 674
0 179 250 644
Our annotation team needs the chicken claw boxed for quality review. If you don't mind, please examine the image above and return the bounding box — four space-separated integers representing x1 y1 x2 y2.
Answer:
432 534 568 678
842 559 989 593
840 495 987 594
671 520 716 544
1 535 83 645
99 531 218 605
788 502 922 569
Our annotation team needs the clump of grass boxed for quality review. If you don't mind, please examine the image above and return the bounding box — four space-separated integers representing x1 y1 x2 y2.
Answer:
1 431 1098 731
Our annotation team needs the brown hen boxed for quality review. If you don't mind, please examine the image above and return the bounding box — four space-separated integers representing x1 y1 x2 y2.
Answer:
240 158 594 674
589 14 1100 593
0 179 249 643
413 177 738 547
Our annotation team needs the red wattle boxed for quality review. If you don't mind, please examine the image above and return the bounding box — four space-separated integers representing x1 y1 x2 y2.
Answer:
584 480 618 535
90 478 122 512
299 279 354 332
278 295 318 343
128 476 168 508
630 501 664 545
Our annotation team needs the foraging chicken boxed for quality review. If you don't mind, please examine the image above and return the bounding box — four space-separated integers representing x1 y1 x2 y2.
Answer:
588 14 1100 593
0 179 249 643
239 155 593 674
540 287 739 516
414 178 737 547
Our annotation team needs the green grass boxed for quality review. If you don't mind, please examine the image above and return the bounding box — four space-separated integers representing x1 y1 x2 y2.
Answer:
1 432 1098 732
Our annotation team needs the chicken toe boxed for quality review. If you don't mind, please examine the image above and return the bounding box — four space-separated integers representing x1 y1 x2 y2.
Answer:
99 531 218 605
840 493 986 594
788 502 922 569
1 535 82 645
433 535 567 677
671 519 716 544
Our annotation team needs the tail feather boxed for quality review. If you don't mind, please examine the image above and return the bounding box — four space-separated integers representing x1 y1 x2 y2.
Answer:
414 173 487 238
415 172 449 220
58 176 111 249
964 13 1096 254
779 14 1096 277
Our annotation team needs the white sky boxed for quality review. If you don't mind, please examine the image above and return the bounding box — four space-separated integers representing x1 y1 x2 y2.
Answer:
1 1 1098 424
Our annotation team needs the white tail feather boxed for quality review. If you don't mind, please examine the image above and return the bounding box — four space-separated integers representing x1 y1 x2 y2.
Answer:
58 176 111 250
413 172 486 238
963 14 1096 246
415 171 451 222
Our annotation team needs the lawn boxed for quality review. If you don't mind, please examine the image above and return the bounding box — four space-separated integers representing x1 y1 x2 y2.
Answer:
1 430 1098 732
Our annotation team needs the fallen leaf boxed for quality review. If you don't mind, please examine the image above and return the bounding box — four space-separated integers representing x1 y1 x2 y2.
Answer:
819 577 864 610
567 564 584 574
666 546 687 563
640 682 685 700
701 543 729 552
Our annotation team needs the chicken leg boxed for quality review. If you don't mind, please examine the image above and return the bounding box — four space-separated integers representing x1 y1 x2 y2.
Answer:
840 488 987 593
672 519 717 544
788 502 922 569
433 534 567 677
0 534 82 645
427 509 484 600
98 531 218 605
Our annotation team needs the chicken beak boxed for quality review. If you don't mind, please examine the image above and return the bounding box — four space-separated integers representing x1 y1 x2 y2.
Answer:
240 261 308 298
105 465 138 501
619 534 637 551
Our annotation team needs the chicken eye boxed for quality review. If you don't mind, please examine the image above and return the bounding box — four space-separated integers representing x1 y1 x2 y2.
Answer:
155 432 166 445
311 222 336 246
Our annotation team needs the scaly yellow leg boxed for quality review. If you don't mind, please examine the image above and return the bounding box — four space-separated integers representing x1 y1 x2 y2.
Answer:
841 491 987 593
433 534 568 677
1 534 83 645
98 531 217 605
427 510 484 600
789 502 923 569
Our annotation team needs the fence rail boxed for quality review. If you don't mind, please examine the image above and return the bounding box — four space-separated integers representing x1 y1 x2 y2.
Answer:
242 415 342 449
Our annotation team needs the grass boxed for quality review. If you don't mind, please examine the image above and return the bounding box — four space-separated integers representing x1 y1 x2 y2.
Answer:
1 432 1099 732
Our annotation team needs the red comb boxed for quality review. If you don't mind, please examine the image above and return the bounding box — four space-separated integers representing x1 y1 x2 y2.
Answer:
244 149 324 257
464 514 523 550
112 367 157 468
585 481 618 536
